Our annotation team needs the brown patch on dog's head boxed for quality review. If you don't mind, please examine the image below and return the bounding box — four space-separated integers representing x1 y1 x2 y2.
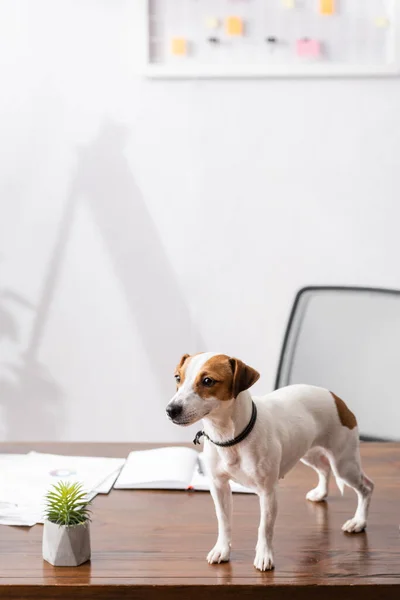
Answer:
194 355 260 401
174 353 190 388
331 392 357 429
174 353 205 388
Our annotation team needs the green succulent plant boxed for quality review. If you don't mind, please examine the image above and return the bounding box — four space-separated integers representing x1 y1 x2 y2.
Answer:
44 481 92 527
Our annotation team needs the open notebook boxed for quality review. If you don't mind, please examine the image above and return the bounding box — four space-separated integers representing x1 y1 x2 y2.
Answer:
114 447 254 494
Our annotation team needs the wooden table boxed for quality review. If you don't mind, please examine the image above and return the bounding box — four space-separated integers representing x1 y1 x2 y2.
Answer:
0 442 399 599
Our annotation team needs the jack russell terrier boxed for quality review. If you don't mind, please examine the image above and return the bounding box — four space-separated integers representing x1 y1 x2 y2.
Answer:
166 352 374 571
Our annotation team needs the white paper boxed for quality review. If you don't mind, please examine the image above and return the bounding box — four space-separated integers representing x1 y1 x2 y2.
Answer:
93 468 123 494
25 451 125 497
0 455 38 525
0 452 125 525
114 447 199 490
0 516 37 527
0 454 26 462
0 500 38 526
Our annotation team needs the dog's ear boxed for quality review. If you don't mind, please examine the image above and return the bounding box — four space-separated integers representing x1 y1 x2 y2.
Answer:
177 354 190 370
229 358 260 398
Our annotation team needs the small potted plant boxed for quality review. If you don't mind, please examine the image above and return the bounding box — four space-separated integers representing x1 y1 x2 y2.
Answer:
42 481 92 567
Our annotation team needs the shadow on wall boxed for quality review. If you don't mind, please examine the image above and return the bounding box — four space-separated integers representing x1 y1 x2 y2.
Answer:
0 119 202 440
74 119 204 393
0 283 64 440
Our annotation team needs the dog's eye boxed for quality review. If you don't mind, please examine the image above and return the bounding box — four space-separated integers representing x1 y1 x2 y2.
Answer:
175 375 181 383
202 377 215 387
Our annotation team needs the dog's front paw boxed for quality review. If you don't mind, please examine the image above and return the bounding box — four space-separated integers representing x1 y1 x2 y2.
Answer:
207 543 231 564
342 517 366 533
254 545 274 571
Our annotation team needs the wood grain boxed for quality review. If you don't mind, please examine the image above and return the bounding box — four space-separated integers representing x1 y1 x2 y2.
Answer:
0 442 399 599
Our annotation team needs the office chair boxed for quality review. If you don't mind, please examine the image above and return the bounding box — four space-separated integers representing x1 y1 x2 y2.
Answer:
275 286 400 441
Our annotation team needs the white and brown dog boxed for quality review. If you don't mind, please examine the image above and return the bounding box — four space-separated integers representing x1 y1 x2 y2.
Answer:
166 352 374 571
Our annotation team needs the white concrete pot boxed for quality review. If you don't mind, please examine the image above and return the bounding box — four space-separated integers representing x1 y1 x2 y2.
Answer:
42 520 91 566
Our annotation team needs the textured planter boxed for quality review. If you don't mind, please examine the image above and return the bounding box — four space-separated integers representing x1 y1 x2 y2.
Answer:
42 520 91 566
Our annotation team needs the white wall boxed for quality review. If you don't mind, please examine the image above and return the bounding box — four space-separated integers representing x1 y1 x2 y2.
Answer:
0 0 399 442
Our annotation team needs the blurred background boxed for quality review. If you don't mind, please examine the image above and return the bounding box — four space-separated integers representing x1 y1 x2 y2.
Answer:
0 0 399 443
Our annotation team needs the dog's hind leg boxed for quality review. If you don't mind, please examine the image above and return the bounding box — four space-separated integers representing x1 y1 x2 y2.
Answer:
328 429 374 533
301 447 331 502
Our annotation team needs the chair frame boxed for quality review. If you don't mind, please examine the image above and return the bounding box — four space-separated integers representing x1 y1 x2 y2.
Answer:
274 285 400 442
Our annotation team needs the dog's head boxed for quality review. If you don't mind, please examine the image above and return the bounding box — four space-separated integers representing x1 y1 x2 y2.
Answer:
166 352 260 426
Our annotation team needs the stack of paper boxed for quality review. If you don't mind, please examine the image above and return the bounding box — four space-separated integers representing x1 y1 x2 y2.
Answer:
0 452 125 526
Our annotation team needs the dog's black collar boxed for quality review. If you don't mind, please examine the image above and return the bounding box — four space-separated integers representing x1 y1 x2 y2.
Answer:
193 401 257 447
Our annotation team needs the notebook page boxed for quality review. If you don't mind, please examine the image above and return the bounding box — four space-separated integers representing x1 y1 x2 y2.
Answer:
114 447 199 489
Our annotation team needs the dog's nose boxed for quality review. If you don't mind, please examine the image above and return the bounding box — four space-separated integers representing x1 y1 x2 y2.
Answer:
166 403 183 420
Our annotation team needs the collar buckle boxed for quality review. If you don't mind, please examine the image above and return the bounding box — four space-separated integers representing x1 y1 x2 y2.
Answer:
193 430 205 445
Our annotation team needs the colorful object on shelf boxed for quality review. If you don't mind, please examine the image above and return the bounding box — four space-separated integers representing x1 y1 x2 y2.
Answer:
226 16 243 36
296 38 321 58
375 17 390 28
171 37 187 56
205 17 220 30
320 0 335 15
144 0 396 78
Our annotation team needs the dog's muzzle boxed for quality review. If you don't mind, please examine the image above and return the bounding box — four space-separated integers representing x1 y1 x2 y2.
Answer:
166 402 183 422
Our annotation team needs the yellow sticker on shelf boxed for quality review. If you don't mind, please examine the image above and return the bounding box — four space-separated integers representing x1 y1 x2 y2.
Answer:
226 16 243 36
320 0 335 15
171 38 187 56
375 17 390 28
282 0 295 8
205 17 219 30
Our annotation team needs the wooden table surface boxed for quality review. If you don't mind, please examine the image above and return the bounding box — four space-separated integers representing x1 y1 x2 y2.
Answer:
0 442 399 599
